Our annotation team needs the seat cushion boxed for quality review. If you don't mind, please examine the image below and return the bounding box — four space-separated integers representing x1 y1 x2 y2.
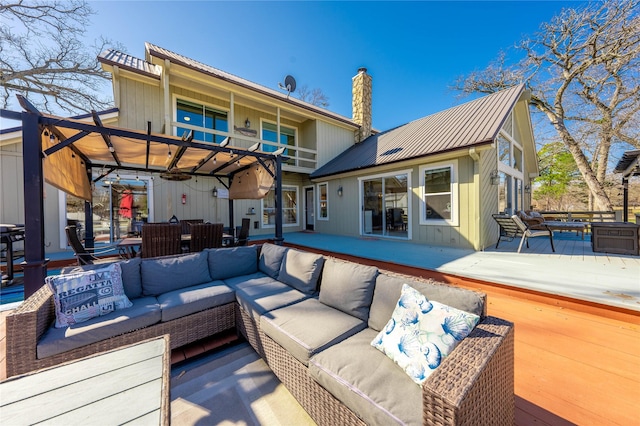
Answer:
157 281 235 322
309 328 422 426
141 252 211 296
37 296 161 359
207 246 258 280
319 259 378 321
277 248 325 295
236 282 308 322
258 243 288 279
223 272 277 290
260 298 366 366
368 274 485 331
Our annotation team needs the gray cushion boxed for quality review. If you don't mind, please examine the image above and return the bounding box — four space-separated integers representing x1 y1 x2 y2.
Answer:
223 272 275 290
319 259 378 321
157 281 235 322
309 328 422 426
369 274 486 331
278 249 325 295
141 252 211 296
60 257 142 300
235 282 308 322
207 246 258 280
260 298 366 366
37 296 161 359
258 243 288 279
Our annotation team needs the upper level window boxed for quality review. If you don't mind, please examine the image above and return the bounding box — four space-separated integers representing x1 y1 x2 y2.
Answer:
176 99 227 144
318 182 328 220
261 122 296 153
498 135 511 167
420 161 458 226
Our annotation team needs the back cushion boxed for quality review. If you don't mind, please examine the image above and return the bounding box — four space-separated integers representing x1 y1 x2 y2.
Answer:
208 246 258 280
60 257 142 300
368 274 486 331
141 252 211 296
319 259 378 321
278 249 325 295
258 243 288 279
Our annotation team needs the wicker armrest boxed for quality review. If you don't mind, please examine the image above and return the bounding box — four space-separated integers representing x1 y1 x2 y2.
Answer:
422 316 514 425
5 285 56 378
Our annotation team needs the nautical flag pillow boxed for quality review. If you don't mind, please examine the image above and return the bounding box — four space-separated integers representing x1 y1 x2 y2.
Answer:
46 263 133 328
371 284 480 385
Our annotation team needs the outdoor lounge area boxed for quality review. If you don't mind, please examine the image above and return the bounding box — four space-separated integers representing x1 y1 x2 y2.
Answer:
1 230 639 425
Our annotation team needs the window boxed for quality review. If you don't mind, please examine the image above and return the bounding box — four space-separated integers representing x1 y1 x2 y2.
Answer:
262 185 298 227
498 135 511 167
261 121 296 164
497 130 524 214
318 182 328 220
420 161 458 226
360 171 410 238
176 99 227 143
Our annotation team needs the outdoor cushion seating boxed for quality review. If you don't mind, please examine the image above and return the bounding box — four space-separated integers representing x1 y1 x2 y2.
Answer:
6 242 514 425
493 213 555 253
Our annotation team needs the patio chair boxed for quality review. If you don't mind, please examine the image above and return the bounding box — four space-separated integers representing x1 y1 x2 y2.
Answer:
492 214 555 253
65 225 124 266
141 223 182 258
180 219 203 235
233 218 251 247
189 223 224 252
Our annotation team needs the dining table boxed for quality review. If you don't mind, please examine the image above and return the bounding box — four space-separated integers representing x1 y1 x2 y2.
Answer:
117 233 234 258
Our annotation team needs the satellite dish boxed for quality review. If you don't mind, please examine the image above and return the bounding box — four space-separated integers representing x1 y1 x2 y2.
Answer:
278 75 296 94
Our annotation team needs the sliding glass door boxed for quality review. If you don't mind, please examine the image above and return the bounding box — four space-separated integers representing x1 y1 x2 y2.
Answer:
361 172 409 238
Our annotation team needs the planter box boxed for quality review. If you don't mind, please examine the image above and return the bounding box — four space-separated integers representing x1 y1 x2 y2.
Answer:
591 222 639 256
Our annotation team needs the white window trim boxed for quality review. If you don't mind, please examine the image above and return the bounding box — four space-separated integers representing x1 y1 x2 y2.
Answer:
259 119 298 150
420 160 458 227
357 169 412 239
497 130 524 180
317 182 329 221
172 94 230 141
261 185 299 228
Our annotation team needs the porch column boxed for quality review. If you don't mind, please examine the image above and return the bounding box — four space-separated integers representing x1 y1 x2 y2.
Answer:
21 112 48 298
84 162 95 249
274 155 284 245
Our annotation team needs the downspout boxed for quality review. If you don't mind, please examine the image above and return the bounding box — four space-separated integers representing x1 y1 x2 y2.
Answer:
468 147 482 250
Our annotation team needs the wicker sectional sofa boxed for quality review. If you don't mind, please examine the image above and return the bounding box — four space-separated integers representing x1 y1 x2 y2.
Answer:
5 243 514 425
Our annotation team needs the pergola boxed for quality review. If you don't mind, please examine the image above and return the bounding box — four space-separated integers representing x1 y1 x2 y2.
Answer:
614 149 640 223
1 95 285 298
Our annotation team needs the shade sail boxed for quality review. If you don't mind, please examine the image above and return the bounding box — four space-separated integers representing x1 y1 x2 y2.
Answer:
42 131 92 201
229 161 275 199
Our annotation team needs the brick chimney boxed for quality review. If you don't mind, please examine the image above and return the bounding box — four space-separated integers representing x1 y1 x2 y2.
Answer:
352 67 372 143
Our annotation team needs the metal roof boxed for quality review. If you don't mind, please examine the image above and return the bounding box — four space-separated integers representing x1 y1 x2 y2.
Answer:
311 84 526 179
613 150 640 177
98 49 162 80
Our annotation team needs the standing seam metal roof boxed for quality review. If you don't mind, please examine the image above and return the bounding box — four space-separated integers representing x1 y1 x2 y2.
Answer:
311 84 525 179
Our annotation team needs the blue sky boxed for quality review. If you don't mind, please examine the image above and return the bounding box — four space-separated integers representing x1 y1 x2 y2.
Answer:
87 1 580 131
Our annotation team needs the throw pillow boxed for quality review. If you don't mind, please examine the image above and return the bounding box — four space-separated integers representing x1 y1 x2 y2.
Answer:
46 263 133 328
371 284 480 385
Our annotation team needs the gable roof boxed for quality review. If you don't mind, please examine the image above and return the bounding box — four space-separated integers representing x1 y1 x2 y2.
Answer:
311 84 526 179
99 43 358 128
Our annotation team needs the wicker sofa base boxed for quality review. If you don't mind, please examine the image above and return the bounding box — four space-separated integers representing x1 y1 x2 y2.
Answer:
236 304 514 426
5 285 236 378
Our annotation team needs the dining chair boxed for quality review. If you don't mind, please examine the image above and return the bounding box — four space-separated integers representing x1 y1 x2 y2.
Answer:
180 219 203 235
141 223 182 258
189 223 224 252
233 218 251 247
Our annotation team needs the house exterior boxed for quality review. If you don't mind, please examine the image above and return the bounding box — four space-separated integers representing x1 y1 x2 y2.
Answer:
0 42 537 253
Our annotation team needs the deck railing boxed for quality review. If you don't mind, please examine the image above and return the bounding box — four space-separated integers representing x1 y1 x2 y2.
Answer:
538 210 618 222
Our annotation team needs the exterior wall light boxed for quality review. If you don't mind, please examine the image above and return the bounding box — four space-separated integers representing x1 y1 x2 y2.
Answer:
212 187 218 198
245 118 251 128
490 169 500 185
337 186 343 197
524 184 531 193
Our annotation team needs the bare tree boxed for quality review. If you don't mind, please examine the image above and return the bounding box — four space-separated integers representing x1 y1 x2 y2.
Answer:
455 0 639 210
0 0 117 114
297 85 330 108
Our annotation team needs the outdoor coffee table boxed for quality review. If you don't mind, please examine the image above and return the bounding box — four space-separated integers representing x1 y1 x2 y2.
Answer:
0 335 170 425
543 220 587 240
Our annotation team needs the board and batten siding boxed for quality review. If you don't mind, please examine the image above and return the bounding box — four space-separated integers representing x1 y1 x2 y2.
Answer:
116 78 163 133
479 147 500 250
315 121 356 169
0 143 24 224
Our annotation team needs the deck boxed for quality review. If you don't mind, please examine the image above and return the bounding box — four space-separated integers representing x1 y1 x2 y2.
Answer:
1 231 638 425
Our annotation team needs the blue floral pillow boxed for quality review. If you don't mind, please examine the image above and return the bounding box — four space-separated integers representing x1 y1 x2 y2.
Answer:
371 284 480 385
